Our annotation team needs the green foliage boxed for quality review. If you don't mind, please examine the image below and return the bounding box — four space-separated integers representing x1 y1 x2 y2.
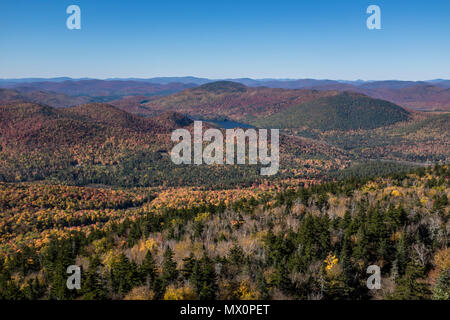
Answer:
190 254 217 300
388 260 432 300
255 92 409 130
110 254 142 296
432 270 450 300
161 248 178 286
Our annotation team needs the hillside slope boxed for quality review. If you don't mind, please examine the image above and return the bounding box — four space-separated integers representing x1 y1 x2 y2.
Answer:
0 101 350 187
143 81 341 120
254 92 410 130
0 88 91 108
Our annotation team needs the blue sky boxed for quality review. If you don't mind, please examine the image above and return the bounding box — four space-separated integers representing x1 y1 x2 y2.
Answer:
1 0 449 80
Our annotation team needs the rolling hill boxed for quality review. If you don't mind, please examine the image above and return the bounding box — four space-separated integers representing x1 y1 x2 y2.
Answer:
249 80 450 111
0 88 91 108
254 92 411 130
358 85 450 111
0 101 351 187
257 81 450 111
142 81 421 127
142 81 342 120
0 102 184 154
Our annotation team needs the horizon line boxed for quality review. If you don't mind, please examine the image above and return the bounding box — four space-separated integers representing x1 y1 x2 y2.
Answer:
1 76 449 82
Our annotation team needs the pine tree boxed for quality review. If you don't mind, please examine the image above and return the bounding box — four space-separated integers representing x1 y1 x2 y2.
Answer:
339 210 352 230
140 251 157 285
81 258 107 300
353 226 369 263
340 238 352 276
161 247 178 286
191 254 217 300
49 261 72 300
181 253 196 280
111 253 140 296
272 263 292 295
396 234 409 276
390 259 399 283
389 260 431 300
22 278 45 300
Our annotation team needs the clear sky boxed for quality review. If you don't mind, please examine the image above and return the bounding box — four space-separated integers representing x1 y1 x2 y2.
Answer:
1 0 449 80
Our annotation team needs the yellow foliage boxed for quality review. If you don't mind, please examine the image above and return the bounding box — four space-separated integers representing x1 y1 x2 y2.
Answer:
363 181 378 192
124 286 154 300
102 250 118 272
391 190 401 197
92 238 109 254
163 284 197 300
194 212 210 223
324 253 339 272
254 231 267 242
234 280 260 300
140 238 157 252
434 248 450 272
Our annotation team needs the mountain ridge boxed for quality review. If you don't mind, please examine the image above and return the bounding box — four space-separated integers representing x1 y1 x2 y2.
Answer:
254 91 411 131
2 78 449 111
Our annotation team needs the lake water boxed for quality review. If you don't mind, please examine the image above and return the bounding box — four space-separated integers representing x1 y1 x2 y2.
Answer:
188 116 255 129
206 119 255 129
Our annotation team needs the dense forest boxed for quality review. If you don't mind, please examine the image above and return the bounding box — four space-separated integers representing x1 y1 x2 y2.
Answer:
0 165 448 300
254 92 410 131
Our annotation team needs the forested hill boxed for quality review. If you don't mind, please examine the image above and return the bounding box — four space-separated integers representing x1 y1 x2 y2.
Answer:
0 101 351 187
0 102 188 150
254 92 410 130
142 81 342 120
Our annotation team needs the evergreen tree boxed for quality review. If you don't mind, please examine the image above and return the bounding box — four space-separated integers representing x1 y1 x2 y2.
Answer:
395 234 409 276
181 253 196 280
140 251 157 285
389 260 431 300
49 261 72 300
81 256 107 300
353 226 369 263
272 263 292 295
111 253 140 296
191 254 217 300
161 247 178 286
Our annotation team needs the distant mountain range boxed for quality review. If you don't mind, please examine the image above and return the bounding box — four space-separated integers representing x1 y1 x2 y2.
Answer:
1 80 195 98
1 77 449 111
1 77 449 87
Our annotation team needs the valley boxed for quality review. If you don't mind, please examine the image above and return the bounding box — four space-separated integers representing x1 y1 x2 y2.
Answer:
0 78 448 301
